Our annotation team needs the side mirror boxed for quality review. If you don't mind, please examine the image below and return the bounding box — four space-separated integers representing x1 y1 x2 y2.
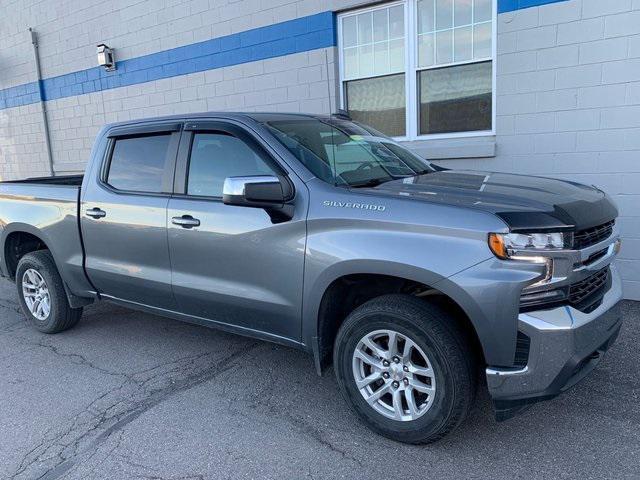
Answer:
222 176 294 222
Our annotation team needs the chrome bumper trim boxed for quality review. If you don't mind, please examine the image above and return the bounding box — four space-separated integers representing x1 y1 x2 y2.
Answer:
486 264 623 401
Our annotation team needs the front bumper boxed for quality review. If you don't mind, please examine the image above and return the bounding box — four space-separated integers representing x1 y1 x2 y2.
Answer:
486 264 623 420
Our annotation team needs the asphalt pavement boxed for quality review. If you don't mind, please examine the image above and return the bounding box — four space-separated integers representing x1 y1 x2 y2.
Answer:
0 277 638 480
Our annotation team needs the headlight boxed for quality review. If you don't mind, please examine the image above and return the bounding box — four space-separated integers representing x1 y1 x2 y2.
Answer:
488 232 566 260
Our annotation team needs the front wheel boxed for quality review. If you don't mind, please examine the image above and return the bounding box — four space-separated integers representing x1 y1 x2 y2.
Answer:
16 250 82 333
333 294 475 444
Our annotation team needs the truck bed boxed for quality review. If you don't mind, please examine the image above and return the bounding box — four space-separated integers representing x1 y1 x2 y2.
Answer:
0 178 92 297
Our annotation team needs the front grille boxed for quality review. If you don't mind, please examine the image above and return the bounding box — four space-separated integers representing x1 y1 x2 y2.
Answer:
573 220 614 250
569 267 610 312
576 247 609 268
520 266 611 313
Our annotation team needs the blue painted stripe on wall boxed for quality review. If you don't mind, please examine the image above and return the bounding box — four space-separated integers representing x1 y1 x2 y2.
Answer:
0 12 335 110
0 81 41 110
41 11 334 102
0 2 569 111
498 0 569 13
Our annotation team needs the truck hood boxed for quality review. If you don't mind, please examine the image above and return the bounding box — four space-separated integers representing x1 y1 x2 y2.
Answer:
367 170 618 231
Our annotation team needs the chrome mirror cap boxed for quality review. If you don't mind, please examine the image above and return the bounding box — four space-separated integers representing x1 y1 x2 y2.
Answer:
222 176 280 197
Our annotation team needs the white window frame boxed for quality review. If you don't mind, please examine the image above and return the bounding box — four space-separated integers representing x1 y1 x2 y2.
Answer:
337 0 497 142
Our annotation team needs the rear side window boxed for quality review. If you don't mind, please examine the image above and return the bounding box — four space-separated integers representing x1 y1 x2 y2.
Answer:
187 132 274 197
107 134 172 193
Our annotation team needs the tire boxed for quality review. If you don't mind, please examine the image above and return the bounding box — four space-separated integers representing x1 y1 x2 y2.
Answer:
333 294 476 444
16 250 82 333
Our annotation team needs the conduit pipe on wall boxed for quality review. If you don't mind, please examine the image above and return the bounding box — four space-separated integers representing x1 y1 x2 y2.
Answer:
28 27 55 177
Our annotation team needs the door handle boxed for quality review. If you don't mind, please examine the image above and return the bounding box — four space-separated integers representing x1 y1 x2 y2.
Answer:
85 207 106 219
172 215 200 228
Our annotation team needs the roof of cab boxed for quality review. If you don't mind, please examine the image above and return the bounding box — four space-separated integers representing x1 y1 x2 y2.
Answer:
103 111 332 129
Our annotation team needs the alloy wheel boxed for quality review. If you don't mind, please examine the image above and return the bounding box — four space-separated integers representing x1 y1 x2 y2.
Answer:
352 329 437 421
22 268 51 321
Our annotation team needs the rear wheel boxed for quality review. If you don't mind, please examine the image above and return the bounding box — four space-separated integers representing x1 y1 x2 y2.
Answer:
16 250 82 333
333 294 475 444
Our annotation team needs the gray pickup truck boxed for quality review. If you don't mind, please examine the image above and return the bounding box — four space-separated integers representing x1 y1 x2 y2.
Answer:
0 113 623 443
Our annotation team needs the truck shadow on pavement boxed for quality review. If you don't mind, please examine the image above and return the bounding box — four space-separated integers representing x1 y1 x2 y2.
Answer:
0 279 638 480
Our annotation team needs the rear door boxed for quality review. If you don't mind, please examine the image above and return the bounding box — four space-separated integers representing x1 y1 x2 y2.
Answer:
167 120 306 341
80 122 181 309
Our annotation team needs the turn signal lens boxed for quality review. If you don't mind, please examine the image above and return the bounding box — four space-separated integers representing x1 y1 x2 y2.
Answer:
488 233 507 259
613 239 622 255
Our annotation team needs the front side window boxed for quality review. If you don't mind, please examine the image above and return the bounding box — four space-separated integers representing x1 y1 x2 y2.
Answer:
107 134 171 193
339 0 495 139
265 117 434 187
187 133 274 197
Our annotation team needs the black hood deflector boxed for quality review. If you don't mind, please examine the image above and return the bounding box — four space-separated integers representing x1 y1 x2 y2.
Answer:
367 170 618 232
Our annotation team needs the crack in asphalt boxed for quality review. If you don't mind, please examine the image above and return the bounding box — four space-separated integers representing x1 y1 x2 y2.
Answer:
133 475 206 480
77 431 125 480
0 298 22 315
287 416 365 468
92 360 365 479
0 297 29 333
34 339 132 379
10 343 260 480
220 366 367 468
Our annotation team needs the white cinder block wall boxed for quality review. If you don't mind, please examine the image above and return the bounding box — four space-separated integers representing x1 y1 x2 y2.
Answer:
437 0 640 300
0 104 50 179
0 0 639 299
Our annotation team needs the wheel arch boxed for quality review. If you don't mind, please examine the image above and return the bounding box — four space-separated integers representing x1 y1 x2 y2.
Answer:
304 260 484 375
2 225 92 308
2 225 55 280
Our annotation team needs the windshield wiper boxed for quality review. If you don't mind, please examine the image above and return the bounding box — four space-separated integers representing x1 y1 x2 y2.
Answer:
349 178 393 188
411 167 436 175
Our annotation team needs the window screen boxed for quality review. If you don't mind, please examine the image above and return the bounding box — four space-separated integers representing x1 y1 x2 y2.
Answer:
107 134 171 193
187 133 274 197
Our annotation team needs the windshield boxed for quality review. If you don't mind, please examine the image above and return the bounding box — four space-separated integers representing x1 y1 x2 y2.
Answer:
263 118 435 187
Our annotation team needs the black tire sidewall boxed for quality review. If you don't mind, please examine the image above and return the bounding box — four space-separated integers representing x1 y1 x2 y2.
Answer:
334 297 472 443
16 251 69 333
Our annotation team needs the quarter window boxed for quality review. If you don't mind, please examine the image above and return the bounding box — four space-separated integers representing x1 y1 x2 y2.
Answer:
338 0 495 139
187 133 274 197
107 134 172 193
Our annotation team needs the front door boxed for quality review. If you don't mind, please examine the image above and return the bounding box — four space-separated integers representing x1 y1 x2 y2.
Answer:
81 123 181 309
167 122 306 340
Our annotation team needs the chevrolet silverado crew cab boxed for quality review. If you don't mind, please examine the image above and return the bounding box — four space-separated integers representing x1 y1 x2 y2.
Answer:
0 113 623 443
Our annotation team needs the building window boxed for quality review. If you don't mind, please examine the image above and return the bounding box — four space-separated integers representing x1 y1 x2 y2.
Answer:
345 75 406 137
340 4 407 136
338 0 495 140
